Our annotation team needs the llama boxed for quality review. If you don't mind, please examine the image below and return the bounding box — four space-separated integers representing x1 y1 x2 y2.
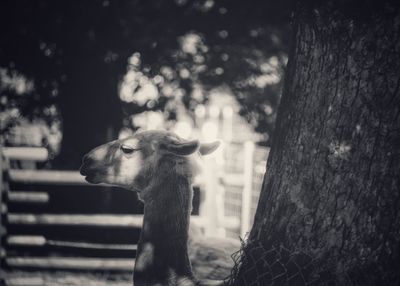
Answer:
80 130 236 286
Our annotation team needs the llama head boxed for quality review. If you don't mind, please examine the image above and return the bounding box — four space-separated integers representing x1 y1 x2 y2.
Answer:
80 130 220 198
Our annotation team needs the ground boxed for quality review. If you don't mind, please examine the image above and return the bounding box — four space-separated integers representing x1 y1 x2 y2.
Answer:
1 270 132 286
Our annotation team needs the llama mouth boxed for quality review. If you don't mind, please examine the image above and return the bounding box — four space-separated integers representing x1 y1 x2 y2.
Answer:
80 165 101 184
84 174 101 184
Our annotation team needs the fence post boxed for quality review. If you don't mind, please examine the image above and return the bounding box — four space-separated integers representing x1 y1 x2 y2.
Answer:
241 141 255 237
0 147 6 270
200 156 221 236
222 106 233 142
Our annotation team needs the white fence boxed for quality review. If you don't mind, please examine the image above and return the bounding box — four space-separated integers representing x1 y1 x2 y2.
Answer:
218 141 269 238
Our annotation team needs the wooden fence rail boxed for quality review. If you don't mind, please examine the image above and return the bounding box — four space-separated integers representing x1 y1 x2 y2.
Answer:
2 147 48 162
6 257 135 271
0 147 139 272
7 191 49 204
9 170 97 186
7 235 137 250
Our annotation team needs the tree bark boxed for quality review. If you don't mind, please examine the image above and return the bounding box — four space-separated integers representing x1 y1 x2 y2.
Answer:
231 3 400 285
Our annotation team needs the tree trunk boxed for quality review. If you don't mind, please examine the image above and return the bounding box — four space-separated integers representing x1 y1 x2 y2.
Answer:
230 3 400 286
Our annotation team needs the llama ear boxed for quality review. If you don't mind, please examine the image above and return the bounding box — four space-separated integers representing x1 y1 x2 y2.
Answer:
162 140 200 156
199 140 221 155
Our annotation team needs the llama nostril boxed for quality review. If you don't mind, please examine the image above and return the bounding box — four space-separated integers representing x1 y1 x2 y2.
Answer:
82 154 96 166
80 154 94 176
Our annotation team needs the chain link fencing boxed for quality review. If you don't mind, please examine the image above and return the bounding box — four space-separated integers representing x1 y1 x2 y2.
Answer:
223 237 336 286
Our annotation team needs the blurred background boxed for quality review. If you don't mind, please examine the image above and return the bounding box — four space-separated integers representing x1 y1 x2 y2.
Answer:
0 0 291 284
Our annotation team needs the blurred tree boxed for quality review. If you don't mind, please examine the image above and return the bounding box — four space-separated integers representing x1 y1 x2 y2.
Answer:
231 1 400 285
0 0 290 168
0 48 61 153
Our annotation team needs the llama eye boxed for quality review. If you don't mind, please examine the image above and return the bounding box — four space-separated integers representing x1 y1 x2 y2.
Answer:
120 145 135 154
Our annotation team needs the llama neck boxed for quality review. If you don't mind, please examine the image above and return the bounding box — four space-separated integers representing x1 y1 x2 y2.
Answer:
134 171 197 285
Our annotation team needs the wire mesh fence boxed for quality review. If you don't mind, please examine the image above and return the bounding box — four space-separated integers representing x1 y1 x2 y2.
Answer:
224 238 334 286
223 235 400 286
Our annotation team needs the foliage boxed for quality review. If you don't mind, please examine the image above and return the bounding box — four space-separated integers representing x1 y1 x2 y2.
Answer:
0 0 290 166
0 68 61 152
